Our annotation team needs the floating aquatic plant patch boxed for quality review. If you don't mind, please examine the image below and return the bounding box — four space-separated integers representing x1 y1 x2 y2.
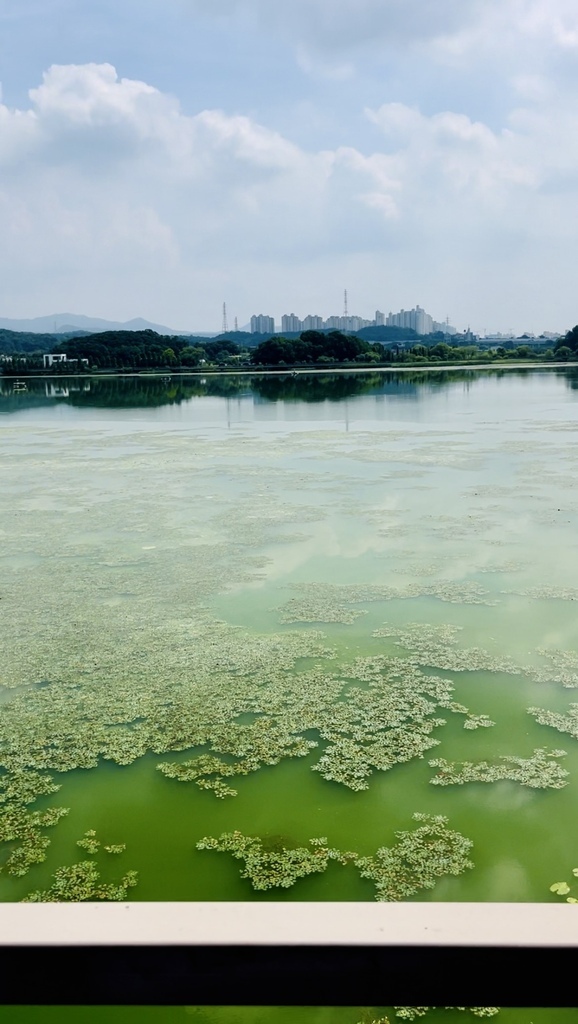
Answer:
391 1012 499 1021
76 829 126 854
531 648 578 688
352 813 474 901
357 1016 392 1024
0 770 69 877
373 622 578 687
278 596 368 624
197 813 473 900
503 586 578 601
22 860 138 902
428 749 568 789
196 832 355 890
528 705 578 739
154 651 496 795
157 732 318 798
462 716 494 730
279 582 498 616
550 869 578 903
76 829 100 854
0 602 574 890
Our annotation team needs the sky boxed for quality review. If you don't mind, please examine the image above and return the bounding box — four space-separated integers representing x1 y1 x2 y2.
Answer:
1 0 578 334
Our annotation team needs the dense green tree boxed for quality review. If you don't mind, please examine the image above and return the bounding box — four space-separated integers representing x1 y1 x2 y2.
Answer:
204 339 241 360
562 326 578 351
179 346 205 366
250 330 378 367
250 336 298 365
429 342 453 360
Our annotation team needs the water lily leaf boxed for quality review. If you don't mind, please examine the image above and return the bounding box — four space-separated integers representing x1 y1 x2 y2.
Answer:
550 882 570 894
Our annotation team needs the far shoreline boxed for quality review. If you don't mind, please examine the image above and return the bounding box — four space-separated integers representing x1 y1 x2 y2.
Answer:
3 359 578 381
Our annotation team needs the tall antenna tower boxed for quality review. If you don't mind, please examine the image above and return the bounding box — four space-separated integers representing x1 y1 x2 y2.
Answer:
222 302 228 333
343 289 348 317
234 316 238 332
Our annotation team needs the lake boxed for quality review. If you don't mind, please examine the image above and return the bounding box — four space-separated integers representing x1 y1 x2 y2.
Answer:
1 366 578 903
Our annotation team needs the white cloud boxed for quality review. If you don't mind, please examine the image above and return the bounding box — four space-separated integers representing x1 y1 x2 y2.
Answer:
430 0 578 66
366 102 537 202
0 103 37 166
29 62 160 126
1 62 578 331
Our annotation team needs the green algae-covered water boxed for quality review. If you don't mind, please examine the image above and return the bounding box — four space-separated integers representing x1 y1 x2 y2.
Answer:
2 367 578 903
2 1010 576 1024
0 1010 576 1024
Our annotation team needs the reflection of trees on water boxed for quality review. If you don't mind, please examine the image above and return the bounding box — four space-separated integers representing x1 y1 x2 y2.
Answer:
251 367 568 402
64 376 214 407
1 365 576 412
70 375 257 406
251 373 387 403
0 393 54 413
561 368 578 390
0 375 253 409
1 373 387 409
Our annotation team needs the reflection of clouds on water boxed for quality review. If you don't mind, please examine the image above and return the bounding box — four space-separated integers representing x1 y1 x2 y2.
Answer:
540 627 578 653
475 781 536 812
482 858 532 901
234 520 392 588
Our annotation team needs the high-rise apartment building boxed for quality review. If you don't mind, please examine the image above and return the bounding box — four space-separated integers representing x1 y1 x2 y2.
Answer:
433 319 456 335
250 314 276 334
302 315 324 331
281 314 303 333
336 315 372 331
387 305 433 334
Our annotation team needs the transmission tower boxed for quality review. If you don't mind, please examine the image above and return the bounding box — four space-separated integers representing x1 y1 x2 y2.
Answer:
234 316 238 332
222 302 228 334
343 289 348 317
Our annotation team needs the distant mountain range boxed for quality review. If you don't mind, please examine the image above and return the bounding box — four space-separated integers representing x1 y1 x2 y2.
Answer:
0 313 197 335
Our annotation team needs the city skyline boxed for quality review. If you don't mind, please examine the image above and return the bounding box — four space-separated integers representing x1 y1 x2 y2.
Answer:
249 304 456 335
0 304 562 340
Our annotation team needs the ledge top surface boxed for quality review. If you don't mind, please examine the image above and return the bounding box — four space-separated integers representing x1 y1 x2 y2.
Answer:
1 902 577 946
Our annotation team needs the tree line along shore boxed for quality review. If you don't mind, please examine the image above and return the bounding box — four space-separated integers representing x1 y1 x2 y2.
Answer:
1 324 578 374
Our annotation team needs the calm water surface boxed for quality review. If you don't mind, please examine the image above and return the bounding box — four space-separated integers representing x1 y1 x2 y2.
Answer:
1 368 578 903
